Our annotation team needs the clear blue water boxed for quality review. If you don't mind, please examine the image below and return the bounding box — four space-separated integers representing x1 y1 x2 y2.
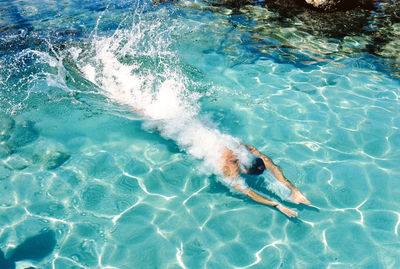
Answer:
1 0 400 268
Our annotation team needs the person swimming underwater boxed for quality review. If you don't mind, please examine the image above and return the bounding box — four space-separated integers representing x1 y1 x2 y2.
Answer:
127 105 309 217
220 144 311 218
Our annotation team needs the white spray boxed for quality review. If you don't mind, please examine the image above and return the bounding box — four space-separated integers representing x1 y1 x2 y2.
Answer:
72 7 253 186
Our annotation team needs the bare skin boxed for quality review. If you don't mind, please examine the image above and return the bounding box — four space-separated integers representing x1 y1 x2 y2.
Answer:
243 145 311 206
220 145 310 218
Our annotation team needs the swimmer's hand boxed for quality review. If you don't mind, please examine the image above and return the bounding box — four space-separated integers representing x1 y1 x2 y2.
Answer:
291 189 311 205
276 204 298 218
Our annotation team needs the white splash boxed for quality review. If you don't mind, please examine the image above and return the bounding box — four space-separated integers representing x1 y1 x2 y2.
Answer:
72 8 252 185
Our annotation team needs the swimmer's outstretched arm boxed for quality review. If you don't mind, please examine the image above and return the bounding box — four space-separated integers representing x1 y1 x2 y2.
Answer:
221 147 298 217
243 144 311 205
235 185 298 218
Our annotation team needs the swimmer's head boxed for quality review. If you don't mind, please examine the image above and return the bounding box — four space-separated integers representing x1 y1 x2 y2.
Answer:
242 157 265 176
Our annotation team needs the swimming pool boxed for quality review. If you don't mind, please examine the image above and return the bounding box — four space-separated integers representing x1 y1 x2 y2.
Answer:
0 0 399 268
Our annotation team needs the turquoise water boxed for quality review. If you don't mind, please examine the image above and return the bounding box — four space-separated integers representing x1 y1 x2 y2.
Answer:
1 0 400 268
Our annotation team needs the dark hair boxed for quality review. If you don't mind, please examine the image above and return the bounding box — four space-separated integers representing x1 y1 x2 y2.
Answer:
246 157 266 175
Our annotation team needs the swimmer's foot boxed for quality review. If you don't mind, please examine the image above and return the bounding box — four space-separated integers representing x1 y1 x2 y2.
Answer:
291 189 311 206
276 204 298 218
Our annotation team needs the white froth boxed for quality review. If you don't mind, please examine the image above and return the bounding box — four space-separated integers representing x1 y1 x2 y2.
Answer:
74 15 252 183
81 64 96 83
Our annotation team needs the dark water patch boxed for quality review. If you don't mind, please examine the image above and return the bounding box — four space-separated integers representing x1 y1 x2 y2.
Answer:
0 251 13 269
243 1 377 40
0 0 34 34
201 0 255 12
9 230 56 262
296 0 375 12
70 0 139 12
174 0 400 77
0 230 56 269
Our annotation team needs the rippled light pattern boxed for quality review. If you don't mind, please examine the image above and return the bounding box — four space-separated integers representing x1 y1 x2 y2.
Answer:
0 0 399 268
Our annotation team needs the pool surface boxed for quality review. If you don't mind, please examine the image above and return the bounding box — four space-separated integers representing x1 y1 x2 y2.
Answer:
0 0 399 268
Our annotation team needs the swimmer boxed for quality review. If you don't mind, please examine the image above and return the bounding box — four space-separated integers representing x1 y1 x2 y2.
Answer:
220 144 311 218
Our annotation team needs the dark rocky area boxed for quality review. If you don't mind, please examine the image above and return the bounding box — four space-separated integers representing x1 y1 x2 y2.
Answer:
174 0 400 75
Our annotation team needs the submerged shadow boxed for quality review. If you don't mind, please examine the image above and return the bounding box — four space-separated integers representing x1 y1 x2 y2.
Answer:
216 174 317 219
0 230 56 269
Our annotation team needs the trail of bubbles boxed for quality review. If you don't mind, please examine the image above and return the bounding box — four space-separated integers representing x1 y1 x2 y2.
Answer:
72 6 252 181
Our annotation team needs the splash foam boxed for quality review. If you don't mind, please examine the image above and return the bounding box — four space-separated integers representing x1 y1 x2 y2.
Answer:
71 8 252 185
